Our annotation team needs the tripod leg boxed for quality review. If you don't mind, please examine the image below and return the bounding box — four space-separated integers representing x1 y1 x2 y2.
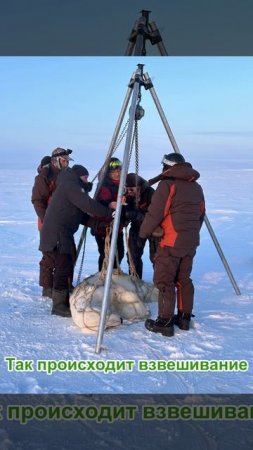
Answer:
75 227 87 267
125 20 138 56
75 84 133 267
144 72 241 296
95 65 144 354
144 72 181 153
157 41 168 56
94 84 133 198
149 22 168 56
204 215 241 295
125 41 135 56
134 34 146 56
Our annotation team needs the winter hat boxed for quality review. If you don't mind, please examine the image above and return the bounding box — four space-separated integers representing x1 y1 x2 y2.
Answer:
51 147 74 161
161 153 185 167
40 155 51 167
126 173 142 188
72 164 89 177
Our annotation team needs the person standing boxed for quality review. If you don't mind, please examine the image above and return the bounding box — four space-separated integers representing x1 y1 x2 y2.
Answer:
31 147 73 297
124 173 159 279
39 164 114 317
92 157 125 271
139 153 205 337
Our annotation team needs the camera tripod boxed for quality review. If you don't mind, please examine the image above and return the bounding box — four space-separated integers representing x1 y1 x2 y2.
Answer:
125 10 168 56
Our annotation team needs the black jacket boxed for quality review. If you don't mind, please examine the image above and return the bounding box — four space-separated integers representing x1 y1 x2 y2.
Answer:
126 178 155 231
39 168 112 253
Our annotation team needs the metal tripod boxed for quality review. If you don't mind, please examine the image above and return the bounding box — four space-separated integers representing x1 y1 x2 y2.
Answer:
74 80 135 271
125 10 168 56
95 63 241 354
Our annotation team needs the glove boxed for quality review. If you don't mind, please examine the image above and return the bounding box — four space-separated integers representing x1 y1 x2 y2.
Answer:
151 226 164 238
124 209 137 221
85 181 93 193
124 208 144 225
111 206 127 224
136 236 146 250
133 211 145 226
86 217 111 236
111 206 141 227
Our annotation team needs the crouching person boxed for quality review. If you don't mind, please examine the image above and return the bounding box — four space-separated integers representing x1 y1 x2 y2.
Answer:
39 164 114 317
139 153 205 336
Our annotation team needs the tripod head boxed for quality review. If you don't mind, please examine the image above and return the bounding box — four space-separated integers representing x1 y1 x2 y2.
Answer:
125 10 168 56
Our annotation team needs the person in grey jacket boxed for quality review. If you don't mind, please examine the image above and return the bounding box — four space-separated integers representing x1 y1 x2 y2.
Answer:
40 164 114 317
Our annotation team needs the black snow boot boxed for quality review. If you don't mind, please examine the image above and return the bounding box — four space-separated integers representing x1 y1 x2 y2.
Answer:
145 316 174 337
51 289 71 317
173 311 193 331
42 287 53 298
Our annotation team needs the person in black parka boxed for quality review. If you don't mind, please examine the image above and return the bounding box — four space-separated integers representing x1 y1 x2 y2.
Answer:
39 164 113 317
124 173 160 279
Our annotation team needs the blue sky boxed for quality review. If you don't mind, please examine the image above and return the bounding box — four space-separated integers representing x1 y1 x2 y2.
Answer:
0 57 252 170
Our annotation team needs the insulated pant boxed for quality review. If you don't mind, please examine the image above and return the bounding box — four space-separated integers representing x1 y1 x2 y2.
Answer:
39 252 54 289
153 246 196 318
42 250 73 291
95 232 124 272
127 227 159 279
39 242 76 290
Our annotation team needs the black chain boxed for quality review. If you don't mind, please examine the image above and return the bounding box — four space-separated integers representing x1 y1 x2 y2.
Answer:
92 119 130 183
135 119 139 178
113 120 130 155
127 120 140 206
76 228 87 285
75 119 130 283
128 120 136 166
134 120 139 206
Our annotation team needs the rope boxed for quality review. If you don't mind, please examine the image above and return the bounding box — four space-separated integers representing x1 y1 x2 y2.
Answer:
99 227 111 279
75 107 141 281
124 227 139 281
71 277 107 332
100 224 123 280
123 227 147 305
73 221 124 332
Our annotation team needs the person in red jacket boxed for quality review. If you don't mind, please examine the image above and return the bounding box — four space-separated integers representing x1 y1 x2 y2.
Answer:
92 157 125 271
139 153 205 337
31 147 73 297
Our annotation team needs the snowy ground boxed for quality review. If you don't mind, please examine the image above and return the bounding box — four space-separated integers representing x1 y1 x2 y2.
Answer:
0 160 252 395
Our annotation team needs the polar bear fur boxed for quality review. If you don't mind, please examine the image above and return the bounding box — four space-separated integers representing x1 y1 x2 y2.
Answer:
70 271 158 332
